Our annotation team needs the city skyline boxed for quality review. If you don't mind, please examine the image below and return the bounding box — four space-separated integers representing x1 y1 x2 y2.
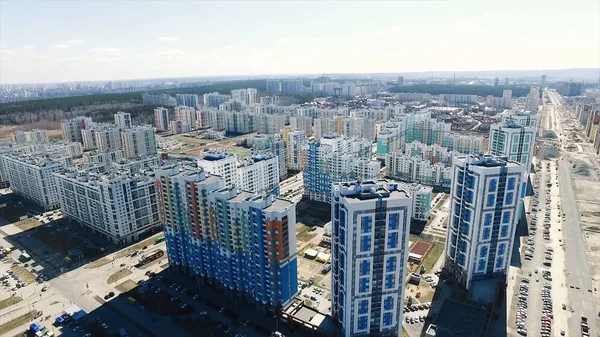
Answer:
1 1 599 83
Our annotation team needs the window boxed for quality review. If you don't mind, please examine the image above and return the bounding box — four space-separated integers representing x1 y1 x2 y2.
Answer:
361 216 372 233
464 190 473 203
359 278 369 293
358 300 369 314
384 296 394 310
360 260 370 276
484 213 493 226
382 312 393 327
500 225 510 238
502 211 510 224
358 316 368 330
387 233 398 249
495 256 504 269
498 243 506 255
462 208 472 222
505 192 513 205
489 179 497 192
480 245 488 257
507 177 515 191
385 274 395 289
360 235 372 252
487 194 495 207
388 214 399 230
482 227 491 240
477 259 486 271
386 256 396 273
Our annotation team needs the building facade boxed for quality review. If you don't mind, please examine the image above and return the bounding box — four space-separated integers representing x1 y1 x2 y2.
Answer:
331 180 412 337
488 121 537 172
154 107 170 132
114 112 132 128
445 155 526 290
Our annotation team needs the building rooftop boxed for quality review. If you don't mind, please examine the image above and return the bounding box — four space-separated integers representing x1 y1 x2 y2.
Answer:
200 151 234 161
335 179 410 201
455 154 521 168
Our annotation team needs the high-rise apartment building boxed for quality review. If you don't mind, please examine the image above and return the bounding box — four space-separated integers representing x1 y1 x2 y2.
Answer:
54 167 162 244
175 94 200 107
120 125 157 159
289 116 312 136
259 96 280 105
247 134 287 179
203 92 231 108
331 180 412 337
61 116 94 143
197 151 237 188
541 75 547 88
2 153 71 210
445 155 526 290
142 93 177 106
488 120 537 172
314 118 336 141
11 129 49 145
237 153 280 196
154 107 170 132
286 130 306 171
231 88 257 105
173 106 197 129
114 112 132 128
156 164 298 311
170 120 192 135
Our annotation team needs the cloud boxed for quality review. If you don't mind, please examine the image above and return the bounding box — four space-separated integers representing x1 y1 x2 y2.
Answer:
51 44 69 49
65 39 84 45
89 47 121 60
23 45 35 49
155 50 186 61
158 36 180 42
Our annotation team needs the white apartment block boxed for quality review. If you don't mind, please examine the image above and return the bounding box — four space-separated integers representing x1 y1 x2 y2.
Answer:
176 94 200 107
61 116 94 144
501 111 538 128
206 108 227 131
54 167 162 244
231 88 257 105
253 114 286 134
439 94 478 104
11 129 49 145
120 126 157 159
154 107 170 132
174 106 197 128
219 99 245 112
247 134 287 179
386 152 452 187
203 92 231 108
83 149 126 168
289 116 313 136
95 125 123 151
236 153 280 196
286 130 306 171
254 104 285 115
331 180 412 337
197 151 238 188
350 159 381 181
114 112 132 128
259 96 280 105
376 120 406 159
486 90 513 109
2 153 71 210
170 120 192 135
489 121 537 172
226 112 253 134
445 155 526 290
394 182 433 221
314 118 336 141
441 134 484 154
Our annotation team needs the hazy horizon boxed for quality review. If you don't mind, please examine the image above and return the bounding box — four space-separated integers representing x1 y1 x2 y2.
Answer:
1 1 599 84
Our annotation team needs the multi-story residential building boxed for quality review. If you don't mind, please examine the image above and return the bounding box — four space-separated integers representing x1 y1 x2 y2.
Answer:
286 130 306 171
170 120 192 135
219 99 245 113
197 151 237 188
156 164 297 311
439 94 478 104
524 87 541 113
203 92 231 108
445 155 526 290
259 96 280 105
2 153 71 210
394 92 432 102
488 120 537 172
501 111 538 128
237 153 280 196
142 93 177 106
94 125 123 151
394 182 433 221
386 152 452 188
203 108 227 131
314 118 336 141
486 90 512 109
303 136 374 203
121 126 157 159
247 134 287 179
173 106 197 129
54 167 162 244
175 94 200 108
231 88 257 105
350 159 381 181
226 112 253 134
83 149 126 168
114 112 132 128
61 116 94 143
441 134 484 154
11 129 49 145
253 115 286 135
289 116 312 136
154 107 170 132
112 155 161 173
331 180 412 337
376 120 406 159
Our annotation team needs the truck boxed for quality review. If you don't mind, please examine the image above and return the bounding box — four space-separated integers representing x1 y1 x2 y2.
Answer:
581 316 589 336
137 249 164 266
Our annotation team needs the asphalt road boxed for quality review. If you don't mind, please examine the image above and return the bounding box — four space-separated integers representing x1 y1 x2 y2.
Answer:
547 89 598 337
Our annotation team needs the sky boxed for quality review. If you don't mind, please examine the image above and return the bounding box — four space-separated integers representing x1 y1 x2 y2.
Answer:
1 0 599 84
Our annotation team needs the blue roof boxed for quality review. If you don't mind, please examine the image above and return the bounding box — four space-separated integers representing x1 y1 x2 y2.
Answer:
30 323 42 332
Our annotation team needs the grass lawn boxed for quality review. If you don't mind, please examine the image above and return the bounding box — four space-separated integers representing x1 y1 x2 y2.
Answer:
421 243 444 274
0 297 22 310
115 279 137 293
0 311 37 335
85 257 111 269
296 223 317 242
107 268 132 284
11 266 36 283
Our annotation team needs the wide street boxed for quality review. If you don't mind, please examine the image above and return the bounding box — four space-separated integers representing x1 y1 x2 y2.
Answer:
547 89 599 337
